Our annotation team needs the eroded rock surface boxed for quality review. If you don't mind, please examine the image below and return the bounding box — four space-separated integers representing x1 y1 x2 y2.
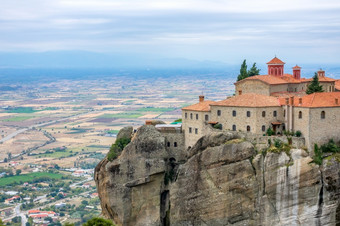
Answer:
95 128 340 226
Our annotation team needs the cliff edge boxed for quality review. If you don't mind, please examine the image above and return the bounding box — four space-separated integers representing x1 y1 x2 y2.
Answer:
95 126 340 226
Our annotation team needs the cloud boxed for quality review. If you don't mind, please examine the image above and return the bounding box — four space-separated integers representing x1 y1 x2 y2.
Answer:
0 0 340 64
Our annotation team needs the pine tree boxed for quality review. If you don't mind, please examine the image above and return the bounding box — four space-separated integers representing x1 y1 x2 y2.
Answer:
248 63 260 77
237 60 248 81
306 72 324 94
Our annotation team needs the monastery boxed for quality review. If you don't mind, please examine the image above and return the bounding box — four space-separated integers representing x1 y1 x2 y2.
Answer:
182 57 340 150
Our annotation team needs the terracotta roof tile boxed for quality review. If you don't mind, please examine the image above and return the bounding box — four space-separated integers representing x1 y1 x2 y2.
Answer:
267 57 285 64
182 100 216 112
293 65 301 69
236 74 296 85
335 80 340 91
303 76 336 83
211 93 281 107
283 92 340 108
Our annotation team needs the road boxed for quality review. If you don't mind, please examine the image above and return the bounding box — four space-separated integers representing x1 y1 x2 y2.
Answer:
14 203 27 226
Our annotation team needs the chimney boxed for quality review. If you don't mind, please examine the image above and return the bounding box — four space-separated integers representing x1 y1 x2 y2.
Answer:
292 65 301 80
336 98 339 105
199 95 204 102
317 69 325 77
285 98 289 105
145 120 152 125
290 96 294 105
238 90 242 95
299 98 302 105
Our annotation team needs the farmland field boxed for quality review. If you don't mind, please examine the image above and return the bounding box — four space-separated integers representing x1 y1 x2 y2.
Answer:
0 172 64 186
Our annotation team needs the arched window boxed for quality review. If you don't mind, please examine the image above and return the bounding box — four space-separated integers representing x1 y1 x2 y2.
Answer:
190 113 193 119
205 114 209 121
298 111 302 119
195 128 198 134
232 125 236 131
189 127 192 133
247 111 251 117
262 125 265 132
321 111 325 119
196 114 198 120
232 110 237 117
273 111 277 117
284 110 286 117
217 110 221 116
167 142 170 147
262 111 266 117
185 113 187 119
174 142 177 147
247 126 251 132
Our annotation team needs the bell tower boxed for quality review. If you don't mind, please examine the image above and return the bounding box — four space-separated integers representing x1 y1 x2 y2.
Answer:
292 65 301 80
267 57 285 77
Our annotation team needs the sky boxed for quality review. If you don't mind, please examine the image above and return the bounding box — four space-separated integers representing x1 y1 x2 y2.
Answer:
1 0 340 66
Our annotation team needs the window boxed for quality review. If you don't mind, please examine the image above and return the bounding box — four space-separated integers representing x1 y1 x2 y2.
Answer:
196 114 198 120
232 125 236 131
284 110 286 117
262 111 266 117
232 110 236 117
205 114 209 121
321 111 325 119
298 111 302 119
262 125 265 132
247 126 251 132
273 111 277 117
217 110 221 116
195 128 198 134
174 142 177 147
247 111 251 117
190 113 193 119
167 142 170 147
189 127 192 133
185 113 187 119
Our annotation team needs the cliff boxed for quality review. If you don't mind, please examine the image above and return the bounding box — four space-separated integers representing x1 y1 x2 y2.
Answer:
95 125 340 226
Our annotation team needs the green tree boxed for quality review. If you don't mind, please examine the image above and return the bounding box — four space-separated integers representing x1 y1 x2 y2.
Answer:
16 169 22 175
306 72 324 94
247 63 260 77
83 217 114 226
63 223 75 226
237 60 248 81
0 219 5 226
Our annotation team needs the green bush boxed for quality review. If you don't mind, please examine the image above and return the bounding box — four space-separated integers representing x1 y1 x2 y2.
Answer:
213 123 222 130
107 138 131 162
83 217 115 226
321 139 340 153
295 130 302 137
266 128 274 136
312 144 323 165
274 139 282 148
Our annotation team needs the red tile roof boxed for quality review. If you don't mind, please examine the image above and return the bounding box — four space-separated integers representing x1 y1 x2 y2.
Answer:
267 57 285 64
293 65 301 69
182 100 216 112
282 92 340 108
236 74 297 85
211 93 281 107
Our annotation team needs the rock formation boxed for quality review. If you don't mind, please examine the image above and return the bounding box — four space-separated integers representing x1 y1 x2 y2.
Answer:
95 126 340 226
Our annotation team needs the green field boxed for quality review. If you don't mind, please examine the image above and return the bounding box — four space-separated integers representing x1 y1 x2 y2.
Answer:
66 128 92 134
106 130 119 134
0 172 63 186
99 113 143 118
5 107 38 113
3 116 35 122
137 107 175 112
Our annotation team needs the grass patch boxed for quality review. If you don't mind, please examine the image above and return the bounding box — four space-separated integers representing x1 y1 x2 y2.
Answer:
136 107 175 112
87 145 111 149
5 107 38 113
0 172 63 186
106 130 119 134
99 113 143 119
3 116 35 122
66 128 92 134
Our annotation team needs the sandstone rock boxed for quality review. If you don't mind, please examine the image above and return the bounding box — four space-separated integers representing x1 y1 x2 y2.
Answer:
116 126 133 140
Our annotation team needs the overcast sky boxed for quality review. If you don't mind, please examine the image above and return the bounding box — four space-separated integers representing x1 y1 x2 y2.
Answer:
1 0 340 65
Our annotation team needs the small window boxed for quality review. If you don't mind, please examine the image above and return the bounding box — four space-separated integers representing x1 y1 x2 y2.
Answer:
167 142 170 147
298 111 302 119
174 142 177 147
284 110 286 117
196 114 198 120
189 127 192 133
247 111 251 117
185 113 187 119
273 111 277 117
217 110 221 116
262 111 266 117
232 110 236 117
190 113 193 119
247 126 251 132
205 114 209 121
232 125 236 131
321 111 325 119
195 128 198 134
262 125 265 132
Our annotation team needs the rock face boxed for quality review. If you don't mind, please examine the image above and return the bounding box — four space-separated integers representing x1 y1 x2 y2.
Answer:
95 127 340 226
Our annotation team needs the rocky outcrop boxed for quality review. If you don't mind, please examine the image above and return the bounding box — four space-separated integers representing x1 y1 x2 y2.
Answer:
116 126 133 140
95 128 340 226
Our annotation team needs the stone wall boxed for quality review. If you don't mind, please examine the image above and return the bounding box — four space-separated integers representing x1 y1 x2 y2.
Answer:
163 132 186 161
269 84 288 94
235 80 270 96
